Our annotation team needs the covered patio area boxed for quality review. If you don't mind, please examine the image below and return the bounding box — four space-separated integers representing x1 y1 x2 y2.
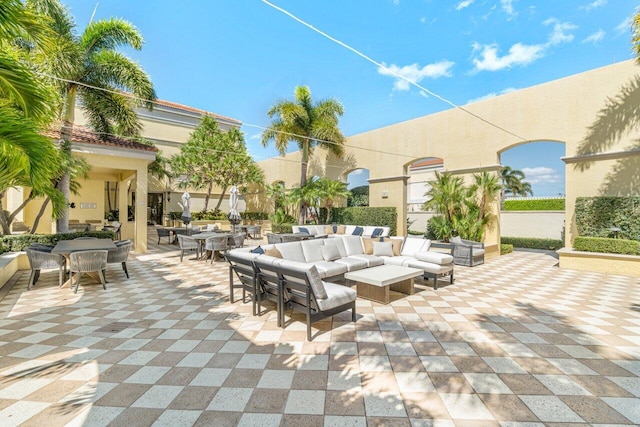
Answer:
0 229 638 425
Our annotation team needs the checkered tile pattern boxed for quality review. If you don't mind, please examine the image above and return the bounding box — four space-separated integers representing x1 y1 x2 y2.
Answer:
0 228 639 426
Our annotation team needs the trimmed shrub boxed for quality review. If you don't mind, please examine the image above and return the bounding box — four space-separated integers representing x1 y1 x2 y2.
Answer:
503 198 565 211
407 230 425 236
500 244 514 255
574 236 640 255
0 243 7 255
575 197 640 241
242 211 269 221
501 236 564 250
0 231 115 252
329 207 397 235
271 223 293 233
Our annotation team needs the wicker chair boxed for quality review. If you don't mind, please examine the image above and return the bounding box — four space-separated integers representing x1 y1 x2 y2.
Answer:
205 235 228 263
266 233 283 244
450 236 485 267
107 240 132 279
156 228 172 244
177 235 198 262
25 247 66 290
228 233 246 250
247 225 262 239
69 250 108 293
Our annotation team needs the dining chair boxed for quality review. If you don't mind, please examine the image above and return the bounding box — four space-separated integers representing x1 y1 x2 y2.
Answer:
205 235 228 263
156 227 172 244
177 235 198 262
25 247 66 290
107 240 132 279
69 250 108 293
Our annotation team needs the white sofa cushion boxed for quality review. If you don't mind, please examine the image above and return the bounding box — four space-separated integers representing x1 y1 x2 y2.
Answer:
316 281 356 312
321 244 341 261
308 261 348 278
406 259 453 275
342 236 364 256
414 251 453 265
373 241 394 257
301 239 325 262
381 255 414 266
323 238 347 258
279 261 327 299
348 254 385 267
334 257 368 271
344 225 356 235
276 241 306 262
401 238 427 257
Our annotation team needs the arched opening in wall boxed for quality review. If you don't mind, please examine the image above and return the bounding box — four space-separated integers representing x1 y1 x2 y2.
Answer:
405 157 444 234
498 140 566 241
345 168 370 207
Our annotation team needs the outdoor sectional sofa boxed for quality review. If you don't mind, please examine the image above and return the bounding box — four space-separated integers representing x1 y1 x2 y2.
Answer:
291 225 391 238
229 234 454 289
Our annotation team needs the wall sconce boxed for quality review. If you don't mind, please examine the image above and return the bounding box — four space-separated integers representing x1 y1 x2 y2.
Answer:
69 202 76 208
381 191 389 199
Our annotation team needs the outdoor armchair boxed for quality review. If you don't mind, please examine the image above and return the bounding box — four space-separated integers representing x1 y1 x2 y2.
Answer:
266 233 283 244
205 235 228 263
177 235 198 262
450 236 485 267
69 250 108 293
107 240 132 279
247 225 262 239
156 227 172 244
228 233 246 250
25 247 66 290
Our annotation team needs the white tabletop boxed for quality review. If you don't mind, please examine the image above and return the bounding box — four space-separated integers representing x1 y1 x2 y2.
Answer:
344 265 422 287
51 239 117 255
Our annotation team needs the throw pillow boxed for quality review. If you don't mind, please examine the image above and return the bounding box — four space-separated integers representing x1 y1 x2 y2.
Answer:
362 238 374 255
372 241 394 257
381 237 402 256
324 225 334 234
250 246 264 254
307 265 328 299
336 225 346 234
321 244 341 261
264 247 283 258
371 227 383 238
450 236 462 244
299 227 310 234
352 226 364 236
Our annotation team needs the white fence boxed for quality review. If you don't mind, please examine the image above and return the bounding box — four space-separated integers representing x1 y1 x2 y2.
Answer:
408 210 564 240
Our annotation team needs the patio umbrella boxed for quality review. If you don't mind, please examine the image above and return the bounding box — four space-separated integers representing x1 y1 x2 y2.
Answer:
180 191 191 230
227 185 242 233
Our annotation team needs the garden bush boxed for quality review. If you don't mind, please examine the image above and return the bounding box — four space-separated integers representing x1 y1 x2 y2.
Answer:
326 207 397 235
500 236 564 250
242 211 269 221
500 244 514 255
575 197 640 241
0 231 115 252
191 210 228 221
573 236 640 255
0 243 7 255
271 223 293 233
503 198 565 211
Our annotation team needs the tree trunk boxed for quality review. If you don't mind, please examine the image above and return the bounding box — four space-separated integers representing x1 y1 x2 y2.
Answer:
204 182 212 211
31 197 50 234
56 86 77 234
298 143 309 225
106 182 112 211
214 185 228 211
0 192 10 235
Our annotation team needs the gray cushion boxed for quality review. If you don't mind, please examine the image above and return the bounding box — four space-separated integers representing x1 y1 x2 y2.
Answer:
414 251 453 265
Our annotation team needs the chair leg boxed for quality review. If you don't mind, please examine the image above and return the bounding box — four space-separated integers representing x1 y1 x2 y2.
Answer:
180 250 184 262
352 303 357 322
99 270 107 290
74 273 82 293
27 270 36 290
59 266 64 288
122 262 129 278
34 270 40 284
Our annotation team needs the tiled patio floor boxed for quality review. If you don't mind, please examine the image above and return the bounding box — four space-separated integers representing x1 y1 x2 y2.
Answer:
0 229 639 426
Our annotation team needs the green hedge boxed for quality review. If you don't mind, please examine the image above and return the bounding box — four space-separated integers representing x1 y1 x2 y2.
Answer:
329 207 397 235
0 244 7 255
574 236 640 255
500 244 514 255
242 211 269 221
503 198 565 211
0 231 115 252
501 236 564 250
575 197 640 241
271 223 293 233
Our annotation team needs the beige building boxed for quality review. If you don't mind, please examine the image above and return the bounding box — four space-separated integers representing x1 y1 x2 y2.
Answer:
253 60 640 263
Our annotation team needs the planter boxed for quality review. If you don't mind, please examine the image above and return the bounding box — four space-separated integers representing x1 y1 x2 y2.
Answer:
557 248 640 277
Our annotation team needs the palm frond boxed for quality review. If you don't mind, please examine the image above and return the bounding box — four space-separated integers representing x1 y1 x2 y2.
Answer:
81 18 144 53
86 50 156 103
0 53 55 121
80 87 141 137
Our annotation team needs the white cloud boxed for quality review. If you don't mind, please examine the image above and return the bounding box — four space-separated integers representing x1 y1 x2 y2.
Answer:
471 18 576 72
615 16 631 35
392 0 400 5
583 29 605 44
456 0 475 11
467 87 518 104
582 0 607 11
378 61 454 91
500 0 517 19
472 42 545 71
522 166 561 184
544 18 577 45
349 169 364 175
248 132 262 140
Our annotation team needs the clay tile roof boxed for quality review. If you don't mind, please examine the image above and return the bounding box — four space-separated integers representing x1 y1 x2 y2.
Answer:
154 99 242 125
44 124 158 153
410 158 444 169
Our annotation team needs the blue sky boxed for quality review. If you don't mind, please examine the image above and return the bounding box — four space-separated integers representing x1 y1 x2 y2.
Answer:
63 0 636 195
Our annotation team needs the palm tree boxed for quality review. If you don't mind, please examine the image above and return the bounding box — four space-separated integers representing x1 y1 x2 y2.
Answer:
633 9 640 63
500 166 533 197
29 0 156 232
314 178 351 223
261 85 346 224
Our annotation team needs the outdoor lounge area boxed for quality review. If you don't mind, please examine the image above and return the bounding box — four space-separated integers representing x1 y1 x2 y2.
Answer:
0 227 638 425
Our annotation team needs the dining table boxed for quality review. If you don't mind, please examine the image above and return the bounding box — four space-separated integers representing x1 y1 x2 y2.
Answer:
51 239 117 287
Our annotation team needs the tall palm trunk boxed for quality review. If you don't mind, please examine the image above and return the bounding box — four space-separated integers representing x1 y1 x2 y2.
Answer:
56 86 76 234
298 142 309 225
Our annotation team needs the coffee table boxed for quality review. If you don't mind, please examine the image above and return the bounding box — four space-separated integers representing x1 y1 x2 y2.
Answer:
344 265 423 304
